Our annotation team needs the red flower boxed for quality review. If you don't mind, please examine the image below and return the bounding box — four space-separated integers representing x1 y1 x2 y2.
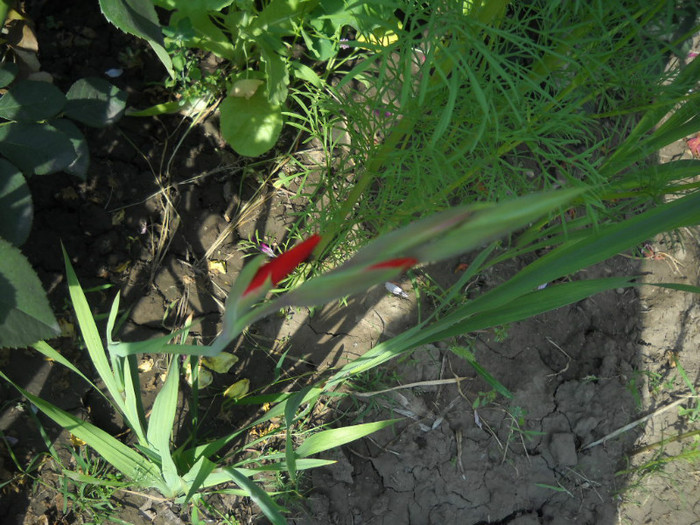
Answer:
369 257 418 271
244 235 321 296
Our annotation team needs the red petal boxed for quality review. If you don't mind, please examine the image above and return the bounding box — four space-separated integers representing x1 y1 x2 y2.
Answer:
369 257 418 271
244 234 321 296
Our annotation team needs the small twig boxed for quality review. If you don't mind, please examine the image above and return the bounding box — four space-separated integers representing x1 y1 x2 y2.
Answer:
581 394 696 450
629 428 700 456
545 337 572 377
352 377 470 398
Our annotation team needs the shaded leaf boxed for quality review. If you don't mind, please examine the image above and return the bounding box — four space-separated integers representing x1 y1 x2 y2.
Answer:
0 238 59 348
0 122 75 175
50 119 90 180
64 78 127 127
0 80 65 121
0 63 18 88
0 159 32 245
99 0 174 77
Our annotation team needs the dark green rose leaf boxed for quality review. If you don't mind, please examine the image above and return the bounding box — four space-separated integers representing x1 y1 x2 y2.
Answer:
64 78 128 128
0 80 66 121
0 122 76 175
0 159 32 246
0 238 59 349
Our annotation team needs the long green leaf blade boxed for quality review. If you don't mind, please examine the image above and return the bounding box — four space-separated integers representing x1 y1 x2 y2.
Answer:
147 357 181 496
223 467 286 525
296 419 400 458
0 370 162 488
62 246 125 413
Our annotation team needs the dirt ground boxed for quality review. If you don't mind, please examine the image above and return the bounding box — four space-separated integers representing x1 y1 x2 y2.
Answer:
0 2 699 525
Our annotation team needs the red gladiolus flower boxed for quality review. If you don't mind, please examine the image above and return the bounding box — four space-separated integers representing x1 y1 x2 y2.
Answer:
244 235 321 296
369 257 418 271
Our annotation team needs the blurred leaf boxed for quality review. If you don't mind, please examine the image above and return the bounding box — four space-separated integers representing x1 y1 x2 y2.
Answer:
49 119 90 180
219 89 283 157
0 238 59 348
0 158 32 245
0 122 75 175
202 351 238 373
223 378 250 400
290 61 322 87
64 78 127 127
0 80 65 121
0 63 18 88
99 0 174 78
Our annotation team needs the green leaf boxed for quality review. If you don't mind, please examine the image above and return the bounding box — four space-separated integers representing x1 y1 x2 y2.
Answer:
296 419 399 458
0 122 75 175
62 246 127 416
219 89 283 157
0 80 66 121
450 346 513 399
99 0 174 78
259 41 289 105
0 370 165 489
0 159 32 245
0 238 59 348
290 61 322 87
181 457 216 505
222 467 286 525
284 386 316 483
147 357 182 496
0 63 18 88
49 119 89 180
64 78 127 127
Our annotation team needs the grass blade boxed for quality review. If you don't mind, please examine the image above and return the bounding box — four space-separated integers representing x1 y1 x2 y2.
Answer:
0 370 163 489
223 467 286 525
62 246 125 414
295 419 400 458
146 357 181 496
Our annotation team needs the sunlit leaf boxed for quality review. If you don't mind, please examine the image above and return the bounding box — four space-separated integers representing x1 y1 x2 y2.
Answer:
219 89 283 157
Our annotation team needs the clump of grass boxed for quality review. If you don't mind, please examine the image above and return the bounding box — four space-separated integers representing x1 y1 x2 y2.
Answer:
284 0 700 264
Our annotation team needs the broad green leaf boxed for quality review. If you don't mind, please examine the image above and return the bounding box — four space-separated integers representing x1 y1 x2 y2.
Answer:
0 370 165 490
250 0 312 36
0 238 59 348
0 159 32 245
172 9 236 60
0 63 18 88
296 419 400 458
219 89 283 157
64 78 127 128
0 80 66 121
259 40 289 105
0 122 75 175
99 0 174 78
222 467 286 525
147 357 182 496
49 119 89 180
290 61 322 87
